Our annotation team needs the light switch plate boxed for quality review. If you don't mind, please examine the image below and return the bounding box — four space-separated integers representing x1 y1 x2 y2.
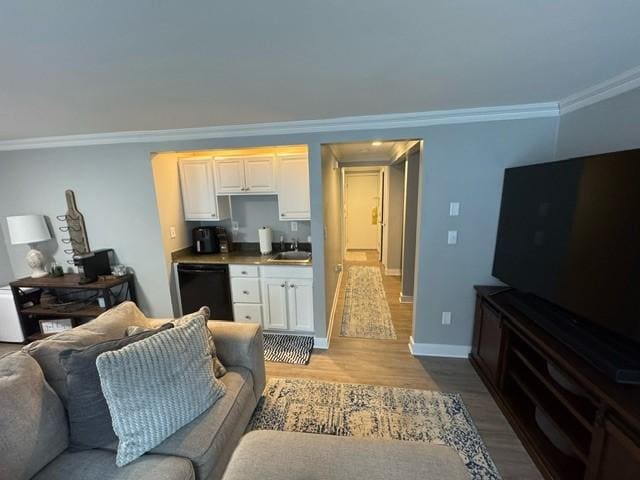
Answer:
291 221 298 232
447 230 458 245
169 226 176 239
231 221 239 231
442 312 452 325
449 202 460 216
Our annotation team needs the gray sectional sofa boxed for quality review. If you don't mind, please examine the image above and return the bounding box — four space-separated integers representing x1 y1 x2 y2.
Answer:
0 304 265 480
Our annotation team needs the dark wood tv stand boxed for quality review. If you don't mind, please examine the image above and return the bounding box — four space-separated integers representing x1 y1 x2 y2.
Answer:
471 286 640 480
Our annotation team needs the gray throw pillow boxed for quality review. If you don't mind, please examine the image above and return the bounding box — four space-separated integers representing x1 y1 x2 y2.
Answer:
124 306 227 378
59 323 173 450
96 315 226 467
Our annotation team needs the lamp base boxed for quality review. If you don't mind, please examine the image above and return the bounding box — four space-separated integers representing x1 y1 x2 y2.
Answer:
26 248 49 278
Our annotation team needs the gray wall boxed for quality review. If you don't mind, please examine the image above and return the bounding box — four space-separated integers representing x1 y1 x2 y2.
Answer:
557 87 640 159
384 163 405 273
0 115 558 345
0 233 14 285
412 118 558 346
203 195 311 244
321 146 343 335
401 149 421 298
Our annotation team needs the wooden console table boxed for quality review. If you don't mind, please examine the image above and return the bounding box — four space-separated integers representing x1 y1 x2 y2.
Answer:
10 273 137 343
471 286 640 480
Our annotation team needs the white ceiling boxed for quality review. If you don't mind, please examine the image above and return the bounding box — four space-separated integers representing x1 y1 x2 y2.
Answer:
1 1 639 141
330 141 413 164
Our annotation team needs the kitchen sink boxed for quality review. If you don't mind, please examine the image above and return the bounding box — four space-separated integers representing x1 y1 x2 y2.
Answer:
268 251 312 263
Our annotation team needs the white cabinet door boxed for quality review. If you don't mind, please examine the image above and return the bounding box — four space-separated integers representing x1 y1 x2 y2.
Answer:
261 278 289 330
277 154 310 220
244 155 276 193
214 157 246 193
287 278 314 332
179 159 218 220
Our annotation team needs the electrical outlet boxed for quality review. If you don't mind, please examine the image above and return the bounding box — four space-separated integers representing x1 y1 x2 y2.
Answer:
291 221 298 232
169 226 176 239
307 235 311 242
447 230 458 245
449 202 460 216
442 312 452 325
231 221 239 231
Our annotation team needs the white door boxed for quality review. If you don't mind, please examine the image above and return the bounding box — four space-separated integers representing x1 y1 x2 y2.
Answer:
261 278 289 330
377 169 385 260
214 157 246 193
179 159 218 220
244 155 276 193
277 154 310 220
287 278 314 332
344 173 379 250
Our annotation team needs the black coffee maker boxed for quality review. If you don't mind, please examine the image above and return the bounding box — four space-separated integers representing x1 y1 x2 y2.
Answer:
192 227 220 254
73 249 113 284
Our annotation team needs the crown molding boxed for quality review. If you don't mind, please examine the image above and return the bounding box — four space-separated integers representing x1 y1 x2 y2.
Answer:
559 65 640 115
0 102 559 152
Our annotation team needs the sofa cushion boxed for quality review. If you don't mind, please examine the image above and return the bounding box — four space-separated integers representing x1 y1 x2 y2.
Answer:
222 431 470 480
23 301 151 404
102 367 256 480
59 323 173 450
0 351 69 480
32 449 195 480
97 315 226 466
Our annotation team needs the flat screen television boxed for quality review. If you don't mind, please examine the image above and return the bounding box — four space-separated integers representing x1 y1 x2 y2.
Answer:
492 148 640 349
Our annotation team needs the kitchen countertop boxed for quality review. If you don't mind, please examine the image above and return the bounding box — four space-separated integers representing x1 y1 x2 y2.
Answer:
172 249 313 266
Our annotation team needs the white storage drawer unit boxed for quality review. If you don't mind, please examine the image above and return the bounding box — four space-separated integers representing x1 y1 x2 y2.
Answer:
230 277 261 304
229 265 259 277
233 304 263 324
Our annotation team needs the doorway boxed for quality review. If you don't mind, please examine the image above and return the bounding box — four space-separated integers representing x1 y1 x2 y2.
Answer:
344 171 380 251
320 139 422 348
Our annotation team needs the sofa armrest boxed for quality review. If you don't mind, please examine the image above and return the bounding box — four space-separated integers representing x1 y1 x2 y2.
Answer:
208 321 265 401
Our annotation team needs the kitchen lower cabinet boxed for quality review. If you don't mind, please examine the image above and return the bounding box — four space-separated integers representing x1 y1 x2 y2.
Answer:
287 278 313 331
261 278 289 330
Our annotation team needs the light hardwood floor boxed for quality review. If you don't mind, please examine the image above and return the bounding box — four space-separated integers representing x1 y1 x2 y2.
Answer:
267 250 542 480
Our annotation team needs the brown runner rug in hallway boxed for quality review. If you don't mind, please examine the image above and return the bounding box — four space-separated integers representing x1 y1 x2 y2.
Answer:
249 378 501 480
340 266 396 339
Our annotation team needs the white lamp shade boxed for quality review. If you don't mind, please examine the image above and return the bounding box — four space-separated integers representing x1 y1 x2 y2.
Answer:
7 215 52 245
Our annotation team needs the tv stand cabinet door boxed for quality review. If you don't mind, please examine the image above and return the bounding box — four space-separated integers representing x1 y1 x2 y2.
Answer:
473 299 505 385
588 419 640 480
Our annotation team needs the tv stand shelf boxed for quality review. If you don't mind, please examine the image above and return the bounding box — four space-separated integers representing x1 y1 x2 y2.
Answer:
471 286 640 480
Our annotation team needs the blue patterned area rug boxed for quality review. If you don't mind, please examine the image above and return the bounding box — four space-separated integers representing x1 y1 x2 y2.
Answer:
249 378 501 480
263 333 314 365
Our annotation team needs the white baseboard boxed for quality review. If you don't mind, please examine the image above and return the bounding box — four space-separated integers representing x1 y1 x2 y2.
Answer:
314 337 329 349
385 268 401 276
322 269 343 349
399 294 413 304
408 336 471 358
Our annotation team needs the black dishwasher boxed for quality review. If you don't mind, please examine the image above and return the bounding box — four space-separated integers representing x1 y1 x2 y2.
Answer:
177 264 233 320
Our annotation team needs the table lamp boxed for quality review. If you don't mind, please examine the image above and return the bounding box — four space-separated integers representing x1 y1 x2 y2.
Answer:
7 214 52 278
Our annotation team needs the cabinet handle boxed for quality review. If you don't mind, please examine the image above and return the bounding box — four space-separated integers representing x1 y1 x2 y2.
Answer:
245 315 251 320
289 284 296 288
280 283 286 288
241 271 248 275
243 290 250 295
281 214 285 217
211 214 217 217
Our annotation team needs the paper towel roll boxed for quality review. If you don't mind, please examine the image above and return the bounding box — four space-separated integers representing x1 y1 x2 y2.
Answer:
258 227 272 254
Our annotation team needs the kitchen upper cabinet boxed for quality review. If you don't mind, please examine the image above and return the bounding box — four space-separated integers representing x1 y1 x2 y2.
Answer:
214 155 276 194
277 153 310 220
261 278 289 330
213 157 245 193
287 278 314 332
178 159 230 221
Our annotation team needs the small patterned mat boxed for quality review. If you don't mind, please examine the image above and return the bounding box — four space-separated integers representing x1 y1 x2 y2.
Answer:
263 333 313 365
250 378 501 480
